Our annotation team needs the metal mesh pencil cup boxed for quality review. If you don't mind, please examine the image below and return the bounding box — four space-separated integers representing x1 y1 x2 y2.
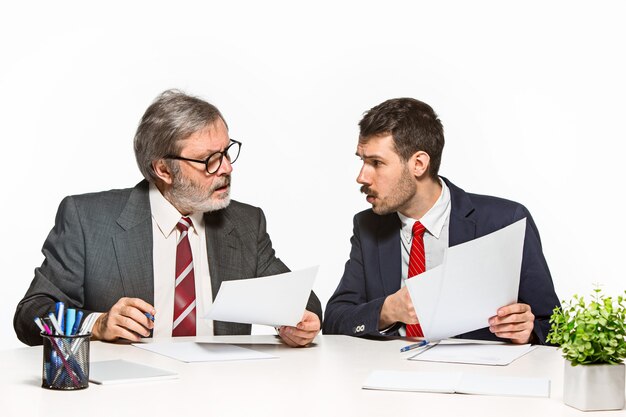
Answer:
41 332 90 390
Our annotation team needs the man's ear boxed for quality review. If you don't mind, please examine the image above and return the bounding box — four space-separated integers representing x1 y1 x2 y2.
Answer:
410 151 431 178
153 159 174 185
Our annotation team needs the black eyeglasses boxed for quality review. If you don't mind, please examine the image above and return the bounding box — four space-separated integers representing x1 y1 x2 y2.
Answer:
165 139 241 174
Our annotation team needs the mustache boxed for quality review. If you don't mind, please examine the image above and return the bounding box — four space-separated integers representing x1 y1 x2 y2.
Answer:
360 185 377 197
211 175 231 191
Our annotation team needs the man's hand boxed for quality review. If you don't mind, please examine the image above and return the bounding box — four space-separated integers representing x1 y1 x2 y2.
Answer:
92 297 155 342
379 286 419 330
278 310 320 347
489 303 535 344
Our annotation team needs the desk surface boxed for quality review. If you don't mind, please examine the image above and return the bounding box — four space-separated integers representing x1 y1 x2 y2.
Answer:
0 335 616 416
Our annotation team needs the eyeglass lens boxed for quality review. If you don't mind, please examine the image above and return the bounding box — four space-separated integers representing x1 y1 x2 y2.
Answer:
207 141 241 173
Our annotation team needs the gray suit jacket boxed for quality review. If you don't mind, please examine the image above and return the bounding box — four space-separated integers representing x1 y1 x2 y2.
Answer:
14 181 322 346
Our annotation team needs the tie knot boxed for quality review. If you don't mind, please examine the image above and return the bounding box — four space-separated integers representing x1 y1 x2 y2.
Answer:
412 221 426 237
177 217 192 232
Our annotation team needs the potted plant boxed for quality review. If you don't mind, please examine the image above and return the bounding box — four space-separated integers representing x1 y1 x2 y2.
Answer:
547 288 626 411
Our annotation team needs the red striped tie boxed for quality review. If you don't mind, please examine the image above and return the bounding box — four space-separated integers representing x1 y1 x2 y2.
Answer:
173 217 196 337
406 221 426 338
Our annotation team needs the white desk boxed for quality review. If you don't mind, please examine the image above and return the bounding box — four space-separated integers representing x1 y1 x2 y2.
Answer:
0 335 612 416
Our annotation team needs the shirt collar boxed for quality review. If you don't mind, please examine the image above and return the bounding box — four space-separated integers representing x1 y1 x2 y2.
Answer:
148 182 204 238
397 177 451 239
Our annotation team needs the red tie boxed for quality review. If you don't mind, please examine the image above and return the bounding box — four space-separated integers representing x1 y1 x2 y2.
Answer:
173 217 196 336
406 221 426 338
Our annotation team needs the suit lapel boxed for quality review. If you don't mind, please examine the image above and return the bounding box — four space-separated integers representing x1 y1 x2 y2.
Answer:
443 177 477 246
204 209 242 300
112 181 154 303
204 208 251 335
377 214 402 295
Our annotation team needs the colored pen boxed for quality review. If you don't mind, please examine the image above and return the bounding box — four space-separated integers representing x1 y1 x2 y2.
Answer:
34 317 47 334
42 316 54 335
145 312 155 338
71 311 84 336
65 309 76 336
55 302 65 334
48 312 65 335
400 339 429 352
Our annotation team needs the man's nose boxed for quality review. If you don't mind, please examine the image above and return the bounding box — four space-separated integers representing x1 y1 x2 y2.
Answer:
356 165 370 185
216 157 233 176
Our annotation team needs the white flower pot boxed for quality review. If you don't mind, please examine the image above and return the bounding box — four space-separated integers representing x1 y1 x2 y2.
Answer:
563 362 625 411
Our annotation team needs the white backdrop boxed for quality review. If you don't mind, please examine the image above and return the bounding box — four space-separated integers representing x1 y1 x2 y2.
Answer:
2 1 625 350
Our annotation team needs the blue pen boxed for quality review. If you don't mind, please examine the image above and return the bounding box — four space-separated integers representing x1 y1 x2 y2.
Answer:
71 311 84 336
144 312 155 338
55 302 65 334
400 339 429 352
65 309 76 336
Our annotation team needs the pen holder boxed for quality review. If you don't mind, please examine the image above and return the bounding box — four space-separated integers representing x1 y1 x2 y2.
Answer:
41 332 91 390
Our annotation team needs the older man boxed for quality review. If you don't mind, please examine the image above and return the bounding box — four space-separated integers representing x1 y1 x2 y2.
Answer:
15 90 321 347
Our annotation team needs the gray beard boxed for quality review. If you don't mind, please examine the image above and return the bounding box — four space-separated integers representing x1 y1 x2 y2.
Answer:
167 174 231 214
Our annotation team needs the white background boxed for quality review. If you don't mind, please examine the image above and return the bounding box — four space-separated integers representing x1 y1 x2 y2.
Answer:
1 1 625 350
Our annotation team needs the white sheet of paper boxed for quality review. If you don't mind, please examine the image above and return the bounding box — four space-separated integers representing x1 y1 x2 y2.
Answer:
363 370 549 397
205 266 318 327
408 342 536 366
132 341 277 362
406 218 526 341
89 359 179 384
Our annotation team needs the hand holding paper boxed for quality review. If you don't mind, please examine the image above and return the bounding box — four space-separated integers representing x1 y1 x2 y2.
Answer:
489 303 535 344
379 286 420 330
406 219 527 341
279 310 321 347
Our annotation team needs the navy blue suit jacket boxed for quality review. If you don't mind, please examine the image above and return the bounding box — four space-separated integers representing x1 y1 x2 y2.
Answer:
323 178 559 344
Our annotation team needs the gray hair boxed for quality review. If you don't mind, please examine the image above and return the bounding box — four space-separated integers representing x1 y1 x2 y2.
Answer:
133 89 227 182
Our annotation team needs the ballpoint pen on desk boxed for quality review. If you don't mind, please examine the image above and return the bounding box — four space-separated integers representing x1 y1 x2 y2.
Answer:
400 340 430 353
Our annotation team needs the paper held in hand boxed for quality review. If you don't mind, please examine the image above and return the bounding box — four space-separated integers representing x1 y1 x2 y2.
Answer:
406 218 526 341
205 266 318 327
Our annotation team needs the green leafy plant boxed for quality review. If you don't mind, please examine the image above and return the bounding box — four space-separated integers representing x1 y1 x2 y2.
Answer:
547 288 626 366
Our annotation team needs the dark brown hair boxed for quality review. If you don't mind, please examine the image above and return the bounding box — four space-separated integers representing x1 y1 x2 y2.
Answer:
359 98 444 178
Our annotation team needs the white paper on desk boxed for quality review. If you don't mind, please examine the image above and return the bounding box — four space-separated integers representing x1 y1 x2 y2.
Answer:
406 218 526 341
206 266 317 327
408 342 536 366
90 359 178 384
132 341 277 362
363 370 549 397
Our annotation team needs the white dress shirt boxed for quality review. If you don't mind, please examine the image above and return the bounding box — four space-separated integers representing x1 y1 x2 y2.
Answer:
80 185 215 337
396 178 452 336
149 183 213 338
